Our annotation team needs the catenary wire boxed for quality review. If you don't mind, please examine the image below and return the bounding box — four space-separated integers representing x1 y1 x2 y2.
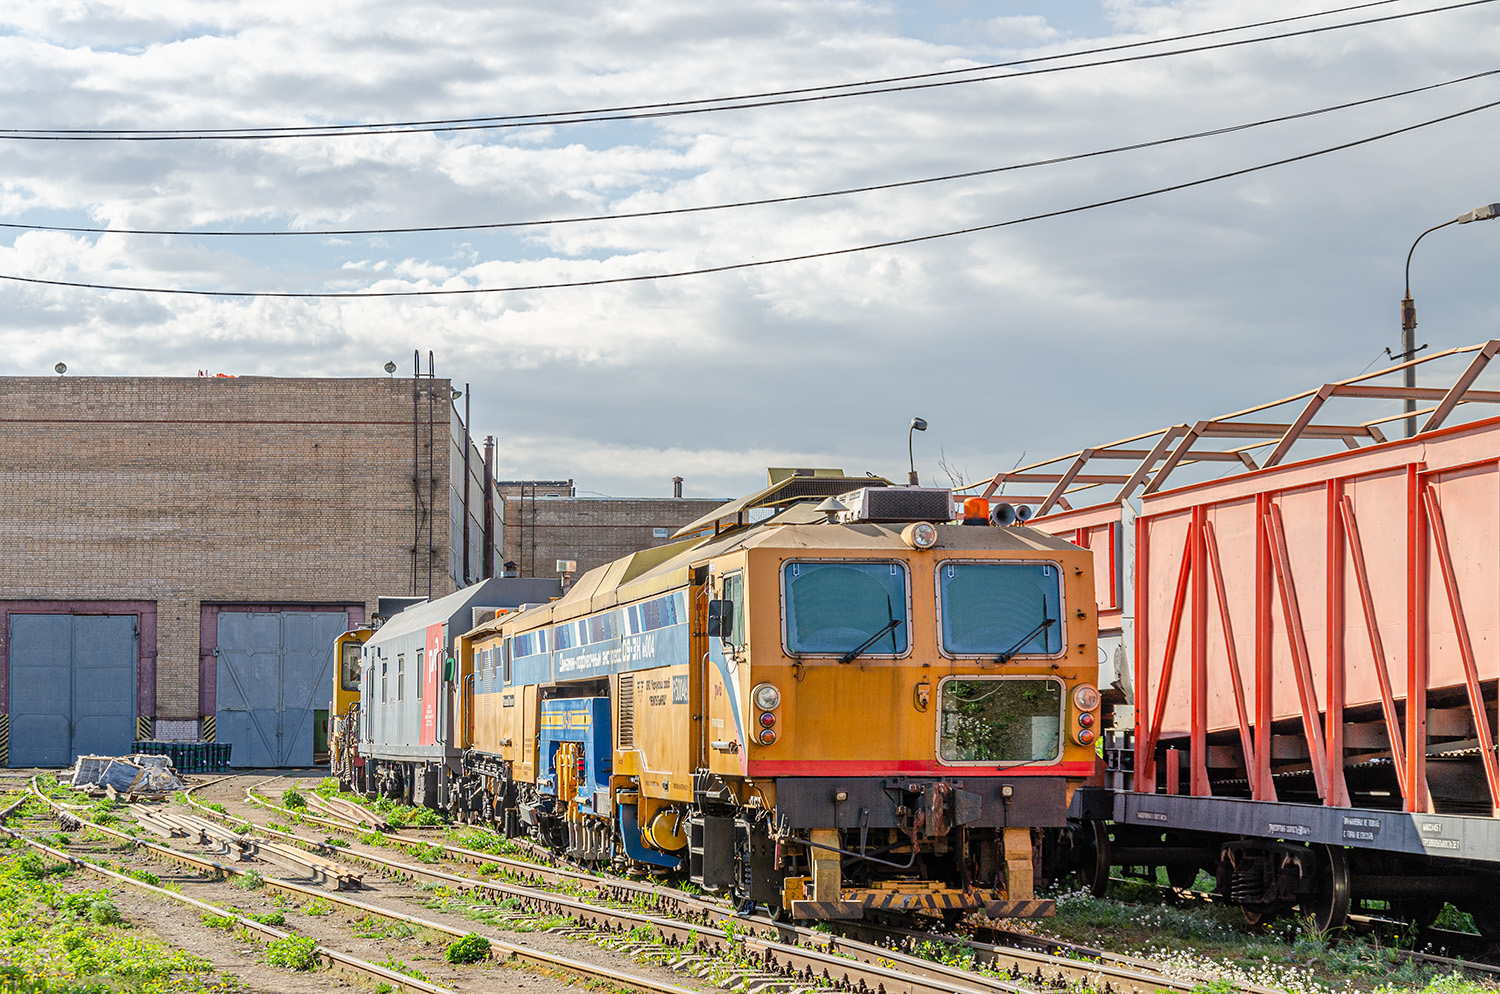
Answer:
5 69 1492 238
0 0 1491 140
3 97 1496 299
0 0 1432 136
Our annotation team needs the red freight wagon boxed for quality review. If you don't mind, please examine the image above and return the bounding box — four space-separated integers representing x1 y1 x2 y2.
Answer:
979 340 1500 934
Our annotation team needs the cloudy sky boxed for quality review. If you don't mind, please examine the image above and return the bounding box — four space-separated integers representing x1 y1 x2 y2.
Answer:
2 0 1498 500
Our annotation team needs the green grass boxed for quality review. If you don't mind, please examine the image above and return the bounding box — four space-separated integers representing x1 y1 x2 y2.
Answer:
376 958 429 981
280 787 306 810
442 828 523 856
0 845 232 992
266 933 319 971
445 933 491 964
300 897 333 917
352 915 418 940
1045 887 1470 993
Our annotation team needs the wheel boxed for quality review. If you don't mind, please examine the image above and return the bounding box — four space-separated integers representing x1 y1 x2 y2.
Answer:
1166 864 1200 894
1241 903 1287 927
1303 844 1351 935
1090 820 1112 898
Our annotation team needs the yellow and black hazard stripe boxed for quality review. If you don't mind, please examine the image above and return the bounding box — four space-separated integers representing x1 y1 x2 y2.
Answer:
849 887 1000 913
0 713 8 767
201 715 215 743
983 898 1056 919
136 716 153 742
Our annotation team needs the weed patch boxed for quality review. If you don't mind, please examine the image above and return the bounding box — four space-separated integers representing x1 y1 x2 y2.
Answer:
0 847 227 991
445 933 491 964
266 933 319 971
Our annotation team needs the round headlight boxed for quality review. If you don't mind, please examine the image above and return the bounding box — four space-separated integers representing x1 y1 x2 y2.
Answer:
758 727 777 745
1072 684 1101 712
901 521 938 550
752 683 781 711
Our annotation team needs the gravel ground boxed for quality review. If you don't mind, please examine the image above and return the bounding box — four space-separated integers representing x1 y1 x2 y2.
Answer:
21 769 731 994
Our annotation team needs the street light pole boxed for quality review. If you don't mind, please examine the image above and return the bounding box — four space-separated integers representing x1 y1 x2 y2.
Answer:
907 417 928 485
1400 203 1500 437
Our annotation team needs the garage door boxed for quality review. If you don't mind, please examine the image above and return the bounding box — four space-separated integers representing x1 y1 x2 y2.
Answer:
9 614 137 768
215 610 348 768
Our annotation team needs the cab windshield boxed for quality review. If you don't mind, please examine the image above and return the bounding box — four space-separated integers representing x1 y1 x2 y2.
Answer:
782 560 909 656
938 562 1061 656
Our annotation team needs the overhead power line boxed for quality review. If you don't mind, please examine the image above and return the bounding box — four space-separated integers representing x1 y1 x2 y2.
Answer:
4 69 1493 238
4 96 1497 299
0 0 1491 141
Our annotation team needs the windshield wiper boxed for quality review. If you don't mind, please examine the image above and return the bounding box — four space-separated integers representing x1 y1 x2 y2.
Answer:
994 617 1054 664
840 619 902 664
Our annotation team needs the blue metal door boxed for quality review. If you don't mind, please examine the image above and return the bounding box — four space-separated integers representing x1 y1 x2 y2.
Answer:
215 611 346 767
8 614 137 768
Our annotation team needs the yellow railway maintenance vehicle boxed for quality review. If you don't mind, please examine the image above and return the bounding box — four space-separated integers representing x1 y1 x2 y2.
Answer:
452 471 1101 922
329 625 377 790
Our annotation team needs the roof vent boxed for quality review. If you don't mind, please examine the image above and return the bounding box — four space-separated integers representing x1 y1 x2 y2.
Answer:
837 486 952 524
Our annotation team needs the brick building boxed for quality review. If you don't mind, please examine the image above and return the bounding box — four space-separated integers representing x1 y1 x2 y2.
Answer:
0 374 499 767
498 480 727 582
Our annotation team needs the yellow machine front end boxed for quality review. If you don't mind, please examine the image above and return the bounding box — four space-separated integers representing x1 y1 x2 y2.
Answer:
329 627 374 788
446 474 1101 922
692 526 1098 919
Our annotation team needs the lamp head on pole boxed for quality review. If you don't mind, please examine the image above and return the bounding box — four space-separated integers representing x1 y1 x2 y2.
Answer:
1456 203 1500 225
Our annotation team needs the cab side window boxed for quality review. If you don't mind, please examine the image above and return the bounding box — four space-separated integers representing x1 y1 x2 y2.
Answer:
722 572 745 647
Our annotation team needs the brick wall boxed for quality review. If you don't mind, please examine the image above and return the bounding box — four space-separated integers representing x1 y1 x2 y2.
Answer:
497 482 727 580
0 375 459 721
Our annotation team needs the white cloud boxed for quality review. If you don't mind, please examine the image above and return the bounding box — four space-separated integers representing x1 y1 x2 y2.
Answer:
2 0 1498 499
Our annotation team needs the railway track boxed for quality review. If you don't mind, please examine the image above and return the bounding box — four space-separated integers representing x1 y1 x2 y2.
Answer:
0 790 460 994
15 779 728 994
184 772 1280 994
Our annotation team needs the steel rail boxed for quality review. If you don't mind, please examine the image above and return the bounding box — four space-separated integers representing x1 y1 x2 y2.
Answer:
4 785 457 994
22 779 725 994
192 780 1047 993
231 781 734 918
205 775 1229 994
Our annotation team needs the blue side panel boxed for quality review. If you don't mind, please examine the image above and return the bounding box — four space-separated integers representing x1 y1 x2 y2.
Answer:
553 623 690 680
619 803 682 869
537 698 612 813
511 652 553 687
